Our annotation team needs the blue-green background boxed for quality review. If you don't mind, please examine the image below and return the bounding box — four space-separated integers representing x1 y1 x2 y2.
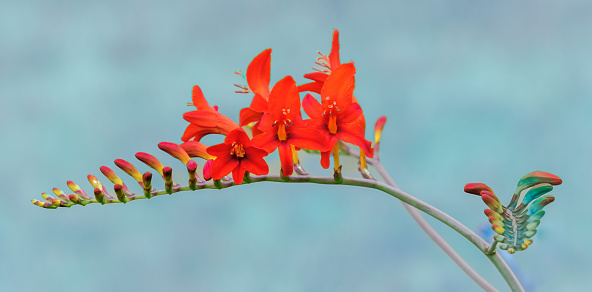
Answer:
2 1 590 291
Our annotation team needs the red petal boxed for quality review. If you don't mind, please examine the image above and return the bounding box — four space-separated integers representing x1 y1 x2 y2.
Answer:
251 121 263 137
181 124 201 142
337 123 372 154
242 150 270 176
257 113 275 132
338 102 363 124
289 127 332 152
225 128 251 147
320 150 331 169
321 63 355 108
251 131 279 153
250 93 269 113
278 142 293 176
211 154 239 180
206 143 232 157
302 94 324 119
246 49 271 99
298 81 323 94
245 145 268 158
303 72 329 83
232 164 246 185
191 85 215 111
183 111 238 139
239 107 263 126
268 76 300 120
329 29 341 70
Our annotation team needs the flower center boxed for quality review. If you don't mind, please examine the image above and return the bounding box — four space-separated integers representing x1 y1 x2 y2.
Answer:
230 142 246 158
278 123 287 141
328 113 338 134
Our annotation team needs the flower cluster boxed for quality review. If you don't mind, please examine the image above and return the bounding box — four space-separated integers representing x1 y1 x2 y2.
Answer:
180 29 374 184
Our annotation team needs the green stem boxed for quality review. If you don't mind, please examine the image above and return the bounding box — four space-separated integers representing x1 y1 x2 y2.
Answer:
340 143 523 291
372 162 499 292
60 173 523 291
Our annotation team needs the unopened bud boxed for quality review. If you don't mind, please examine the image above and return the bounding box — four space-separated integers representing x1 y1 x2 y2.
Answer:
94 188 105 205
374 116 387 145
114 184 127 203
163 167 173 194
100 166 123 185
180 141 216 160
203 159 213 181
158 142 191 165
142 172 153 199
67 181 91 200
52 188 71 202
136 152 164 176
114 159 143 184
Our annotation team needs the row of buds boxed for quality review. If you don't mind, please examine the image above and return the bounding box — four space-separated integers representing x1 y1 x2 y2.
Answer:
32 142 209 209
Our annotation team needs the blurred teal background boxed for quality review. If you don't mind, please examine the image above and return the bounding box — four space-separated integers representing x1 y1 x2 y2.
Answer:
1 1 591 291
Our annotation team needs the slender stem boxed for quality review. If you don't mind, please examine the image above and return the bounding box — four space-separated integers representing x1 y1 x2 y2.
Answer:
57 172 523 290
373 162 498 292
340 142 523 291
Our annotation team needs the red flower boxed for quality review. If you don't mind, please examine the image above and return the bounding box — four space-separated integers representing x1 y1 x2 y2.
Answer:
251 75 331 176
238 49 272 137
182 85 239 142
302 63 372 169
299 29 373 168
298 29 341 94
206 128 269 185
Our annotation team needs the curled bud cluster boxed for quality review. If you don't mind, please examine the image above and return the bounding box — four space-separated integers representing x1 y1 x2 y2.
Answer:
464 171 562 254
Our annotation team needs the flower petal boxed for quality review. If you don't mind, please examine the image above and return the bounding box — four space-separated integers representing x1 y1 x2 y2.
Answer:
225 128 251 147
289 127 332 152
249 93 269 113
302 94 324 119
206 143 232 157
338 102 363 124
232 164 246 185
329 29 341 70
242 151 269 176
321 63 355 108
303 72 329 83
337 123 372 154
246 49 271 99
320 150 331 169
268 76 301 121
239 107 263 126
278 142 293 176
191 85 215 111
251 131 279 153
211 154 239 180
297 81 323 94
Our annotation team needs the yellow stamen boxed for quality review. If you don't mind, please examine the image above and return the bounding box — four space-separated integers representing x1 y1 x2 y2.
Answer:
277 123 287 141
332 143 340 171
230 142 245 158
291 144 299 164
328 113 338 134
359 149 367 170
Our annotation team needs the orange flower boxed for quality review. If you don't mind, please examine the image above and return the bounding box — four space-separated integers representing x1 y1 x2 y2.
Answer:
299 29 372 166
238 49 272 137
251 75 331 176
206 128 269 185
182 85 238 142
302 63 372 169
